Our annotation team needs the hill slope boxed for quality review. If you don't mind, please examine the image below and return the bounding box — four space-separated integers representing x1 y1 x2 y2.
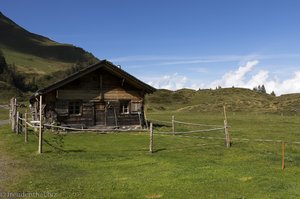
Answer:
146 88 300 114
0 11 98 75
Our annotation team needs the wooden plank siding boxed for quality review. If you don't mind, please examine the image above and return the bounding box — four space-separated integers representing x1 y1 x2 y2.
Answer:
44 68 144 127
56 89 141 101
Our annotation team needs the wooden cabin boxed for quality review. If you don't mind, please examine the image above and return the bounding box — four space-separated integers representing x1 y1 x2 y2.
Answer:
30 60 156 129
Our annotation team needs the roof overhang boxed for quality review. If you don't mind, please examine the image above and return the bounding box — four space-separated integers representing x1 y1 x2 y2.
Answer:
30 60 156 101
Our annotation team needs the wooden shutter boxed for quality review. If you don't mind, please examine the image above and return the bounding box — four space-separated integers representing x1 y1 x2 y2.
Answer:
131 101 142 113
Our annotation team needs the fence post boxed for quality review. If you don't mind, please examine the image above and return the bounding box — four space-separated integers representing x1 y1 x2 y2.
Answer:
223 106 230 148
149 122 153 153
24 111 28 143
19 112 23 134
38 95 43 154
172 115 175 135
282 142 285 170
9 98 12 125
11 98 17 132
144 105 149 130
224 120 230 148
16 111 19 134
10 98 13 128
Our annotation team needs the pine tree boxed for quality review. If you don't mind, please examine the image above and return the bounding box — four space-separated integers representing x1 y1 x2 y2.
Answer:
271 91 276 96
261 85 266 93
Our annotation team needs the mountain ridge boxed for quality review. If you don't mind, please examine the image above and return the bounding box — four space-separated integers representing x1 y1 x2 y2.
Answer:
0 11 98 72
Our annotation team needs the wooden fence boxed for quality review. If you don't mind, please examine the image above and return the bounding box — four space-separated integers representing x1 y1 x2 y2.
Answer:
9 97 42 153
8 98 291 169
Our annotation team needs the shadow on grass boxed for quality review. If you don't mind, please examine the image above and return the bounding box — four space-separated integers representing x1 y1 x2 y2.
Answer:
151 143 223 153
43 149 86 153
153 123 171 128
64 149 86 153
152 148 167 153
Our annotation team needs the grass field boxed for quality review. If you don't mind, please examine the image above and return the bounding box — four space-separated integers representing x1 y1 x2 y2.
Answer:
1 111 300 198
0 108 8 120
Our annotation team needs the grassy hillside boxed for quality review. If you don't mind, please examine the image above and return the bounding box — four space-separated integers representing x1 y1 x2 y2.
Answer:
0 11 99 81
146 88 300 114
0 11 98 71
276 93 300 113
0 47 73 75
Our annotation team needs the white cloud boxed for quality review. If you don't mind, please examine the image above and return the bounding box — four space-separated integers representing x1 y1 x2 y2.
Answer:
274 71 300 94
111 53 300 63
111 54 244 63
111 53 300 69
143 59 300 95
211 60 259 87
247 70 269 87
147 73 190 90
211 60 300 95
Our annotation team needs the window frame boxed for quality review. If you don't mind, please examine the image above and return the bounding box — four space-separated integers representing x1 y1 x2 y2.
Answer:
119 100 130 114
68 101 82 116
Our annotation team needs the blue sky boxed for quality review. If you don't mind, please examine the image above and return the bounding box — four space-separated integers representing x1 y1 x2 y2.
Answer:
1 0 300 94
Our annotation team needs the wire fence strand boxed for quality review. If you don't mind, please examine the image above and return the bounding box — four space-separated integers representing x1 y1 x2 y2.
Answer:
157 127 225 135
43 124 147 133
174 120 224 128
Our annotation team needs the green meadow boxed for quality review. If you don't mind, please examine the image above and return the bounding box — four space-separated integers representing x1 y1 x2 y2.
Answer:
1 110 300 199
2 9 300 199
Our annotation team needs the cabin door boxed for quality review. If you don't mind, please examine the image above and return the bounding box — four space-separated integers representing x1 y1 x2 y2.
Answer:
94 102 106 125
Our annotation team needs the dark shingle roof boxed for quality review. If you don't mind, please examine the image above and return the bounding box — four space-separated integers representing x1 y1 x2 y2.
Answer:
31 60 156 99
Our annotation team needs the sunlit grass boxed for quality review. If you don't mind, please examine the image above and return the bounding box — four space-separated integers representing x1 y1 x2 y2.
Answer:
1 112 300 198
1 46 73 74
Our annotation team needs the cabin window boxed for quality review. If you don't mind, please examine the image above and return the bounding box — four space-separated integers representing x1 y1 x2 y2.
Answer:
68 101 81 115
131 101 142 114
120 100 130 114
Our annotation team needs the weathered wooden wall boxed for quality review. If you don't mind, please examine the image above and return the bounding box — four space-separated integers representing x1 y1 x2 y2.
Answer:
56 69 142 101
40 68 145 127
